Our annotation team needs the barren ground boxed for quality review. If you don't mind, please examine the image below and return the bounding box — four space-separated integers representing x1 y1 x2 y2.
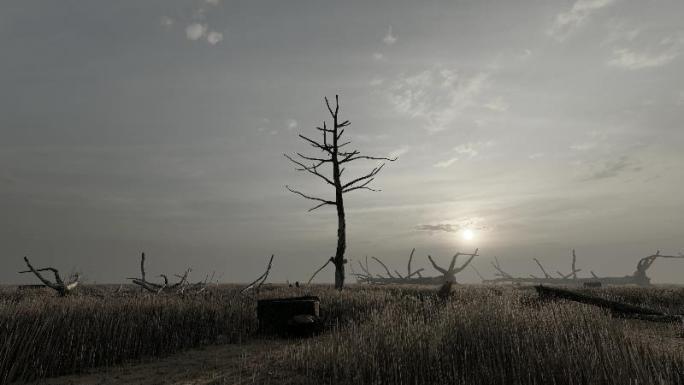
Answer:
26 339 308 385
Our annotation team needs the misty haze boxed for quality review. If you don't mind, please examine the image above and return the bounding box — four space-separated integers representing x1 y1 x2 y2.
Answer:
1 1 683 384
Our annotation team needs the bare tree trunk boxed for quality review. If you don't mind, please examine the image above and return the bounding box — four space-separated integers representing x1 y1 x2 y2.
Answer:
334 201 346 289
285 95 396 290
332 110 346 290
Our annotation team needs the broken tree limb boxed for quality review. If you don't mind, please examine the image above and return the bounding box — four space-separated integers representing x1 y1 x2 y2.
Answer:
533 258 551 278
356 248 478 285
491 256 513 279
308 257 334 285
371 256 395 278
405 268 424 279
241 254 275 294
407 248 415 277
535 285 683 323
19 256 80 296
427 255 448 276
127 252 196 294
471 265 486 282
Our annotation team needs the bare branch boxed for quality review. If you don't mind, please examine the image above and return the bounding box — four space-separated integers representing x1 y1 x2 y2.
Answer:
342 163 385 189
340 154 397 164
358 257 372 277
533 258 551 278
452 251 477 274
407 248 415 277
284 154 335 186
308 257 334 285
427 255 448 276
299 134 332 153
285 185 336 211
241 255 275 294
324 96 336 117
295 152 331 163
19 256 79 296
491 257 513 279
342 178 380 193
372 256 395 278
470 265 486 282
19 257 59 290
405 268 424 279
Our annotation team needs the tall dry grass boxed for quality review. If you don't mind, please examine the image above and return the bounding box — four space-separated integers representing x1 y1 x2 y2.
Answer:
1 284 682 384
0 286 255 382
284 286 684 385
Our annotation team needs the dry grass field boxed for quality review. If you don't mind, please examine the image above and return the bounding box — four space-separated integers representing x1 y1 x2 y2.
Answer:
1 284 682 384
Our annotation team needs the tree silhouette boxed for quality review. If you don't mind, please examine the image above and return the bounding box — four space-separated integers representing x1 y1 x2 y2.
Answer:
285 95 396 289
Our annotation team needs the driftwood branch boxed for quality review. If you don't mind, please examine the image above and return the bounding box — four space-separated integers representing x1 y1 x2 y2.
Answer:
356 248 477 285
372 256 395 278
470 264 486 282
19 256 79 296
533 258 551 278
241 254 275 294
128 252 200 294
490 256 513 279
485 250 684 286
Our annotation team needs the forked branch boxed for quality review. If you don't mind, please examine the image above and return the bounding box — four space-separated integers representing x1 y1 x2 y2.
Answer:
19 256 79 296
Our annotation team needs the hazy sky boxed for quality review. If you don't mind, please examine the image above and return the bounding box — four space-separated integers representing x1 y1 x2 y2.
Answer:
1 0 683 285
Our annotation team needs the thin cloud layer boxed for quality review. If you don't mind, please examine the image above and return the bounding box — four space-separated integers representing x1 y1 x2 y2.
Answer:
2 1 683 284
548 0 618 41
383 25 397 45
607 47 679 70
387 67 489 132
583 155 642 181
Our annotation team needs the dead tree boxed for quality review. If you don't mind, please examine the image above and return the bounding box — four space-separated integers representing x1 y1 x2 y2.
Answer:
427 249 479 283
354 248 477 285
285 95 396 289
127 252 194 294
19 256 80 296
484 250 683 286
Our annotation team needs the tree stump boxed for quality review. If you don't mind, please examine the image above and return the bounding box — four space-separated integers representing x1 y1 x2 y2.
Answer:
257 296 322 336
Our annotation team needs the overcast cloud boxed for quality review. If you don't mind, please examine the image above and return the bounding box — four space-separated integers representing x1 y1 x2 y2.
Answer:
0 0 682 284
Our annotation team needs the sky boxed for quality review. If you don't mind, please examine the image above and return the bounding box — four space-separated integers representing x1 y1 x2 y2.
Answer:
1 0 683 285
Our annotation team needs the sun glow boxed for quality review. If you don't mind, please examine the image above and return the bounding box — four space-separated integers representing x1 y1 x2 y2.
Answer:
461 228 475 241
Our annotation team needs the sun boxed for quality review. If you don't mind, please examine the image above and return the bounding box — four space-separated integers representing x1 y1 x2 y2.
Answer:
461 228 475 241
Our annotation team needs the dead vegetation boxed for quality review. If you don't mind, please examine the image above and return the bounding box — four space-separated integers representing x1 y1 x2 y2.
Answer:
351 248 479 285
285 95 396 289
485 249 684 286
1 284 683 384
126 252 209 295
19 256 80 296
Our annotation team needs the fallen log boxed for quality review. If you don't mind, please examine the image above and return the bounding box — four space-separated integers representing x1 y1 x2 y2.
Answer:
535 285 683 323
